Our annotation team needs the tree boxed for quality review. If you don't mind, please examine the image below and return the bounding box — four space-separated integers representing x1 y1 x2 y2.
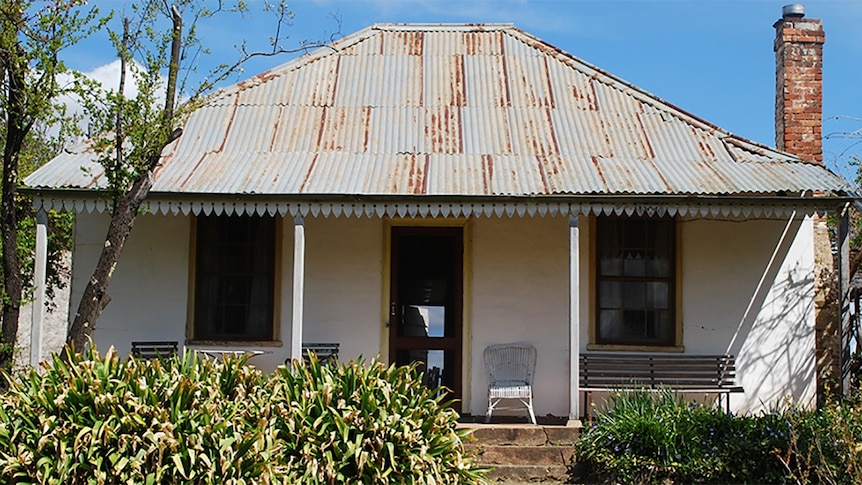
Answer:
0 0 102 368
65 0 337 351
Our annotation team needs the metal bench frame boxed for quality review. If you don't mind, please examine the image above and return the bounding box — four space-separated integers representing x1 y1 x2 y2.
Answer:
300 342 340 365
131 341 179 360
579 353 743 418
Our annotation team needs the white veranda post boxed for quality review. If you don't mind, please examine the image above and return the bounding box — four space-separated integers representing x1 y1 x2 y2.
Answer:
568 215 581 426
30 210 48 367
291 215 305 361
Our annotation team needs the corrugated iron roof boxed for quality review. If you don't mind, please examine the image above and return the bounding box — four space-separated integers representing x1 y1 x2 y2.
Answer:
25 23 853 198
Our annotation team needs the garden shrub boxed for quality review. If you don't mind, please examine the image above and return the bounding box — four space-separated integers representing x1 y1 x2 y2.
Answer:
0 346 486 484
786 390 862 484
269 355 485 484
0 347 280 484
573 389 791 484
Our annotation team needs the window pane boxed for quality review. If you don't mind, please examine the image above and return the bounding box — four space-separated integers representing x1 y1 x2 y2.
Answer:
600 255 623 276
622 310 645 339
622 281 646 309
647 282 669 309
599 310 623 339
195 215 275 341
596 216 675 346
647 252 671 277
623 251 647 276
599 281 622 308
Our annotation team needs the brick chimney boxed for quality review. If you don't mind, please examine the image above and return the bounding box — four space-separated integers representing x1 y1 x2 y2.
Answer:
774 4 825 164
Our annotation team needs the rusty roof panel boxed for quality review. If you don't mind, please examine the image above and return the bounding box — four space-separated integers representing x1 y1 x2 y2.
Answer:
424 54 466 107
551 108 611 158
548 64 599 112
425 105 462 154
464 30 504 56
366 107 426 154
268 106 326 152
508 108 558 157
464 55 509 107
503 55 554 108
487 154 548 195
382 30 424 56
335 55 423 107
318 106 372 153
302 153 426 194
170 104 234 156
26 23 853 198
461 107 511 155
425 154 484 195
596 157 671 194
221 105 280 152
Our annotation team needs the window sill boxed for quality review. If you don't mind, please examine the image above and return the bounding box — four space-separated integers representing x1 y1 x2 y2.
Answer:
186 340 283 348
586 343 685 353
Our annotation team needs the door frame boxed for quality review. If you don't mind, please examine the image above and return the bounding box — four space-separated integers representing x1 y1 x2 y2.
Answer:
382 219 471 412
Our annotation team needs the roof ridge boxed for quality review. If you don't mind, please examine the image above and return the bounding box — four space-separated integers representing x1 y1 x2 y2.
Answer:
371 23 514 31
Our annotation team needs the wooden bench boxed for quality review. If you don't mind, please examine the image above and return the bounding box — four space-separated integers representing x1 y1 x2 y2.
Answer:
131 341 179 360
300 343 340 365
579 353 743 417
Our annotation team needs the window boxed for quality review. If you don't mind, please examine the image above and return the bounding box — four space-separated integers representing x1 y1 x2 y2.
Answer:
596 216 675 346
194 214 276 341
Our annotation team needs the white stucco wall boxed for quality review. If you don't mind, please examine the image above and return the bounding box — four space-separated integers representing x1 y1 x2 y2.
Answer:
469 215 569 418
301 216 384 363
74 212 191 357
681 216 816 411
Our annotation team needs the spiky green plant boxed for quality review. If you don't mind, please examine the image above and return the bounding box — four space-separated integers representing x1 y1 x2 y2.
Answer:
0 347 487 484
270 355 486 484
0 346 282 484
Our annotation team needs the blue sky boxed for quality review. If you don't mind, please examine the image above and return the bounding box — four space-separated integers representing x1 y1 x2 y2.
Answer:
66 0 862 180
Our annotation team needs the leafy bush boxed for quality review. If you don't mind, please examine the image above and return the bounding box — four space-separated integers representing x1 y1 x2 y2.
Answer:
0 347 280 484
0 347 486 484
270 356 485 484
573 389 791 484
786 391 862 484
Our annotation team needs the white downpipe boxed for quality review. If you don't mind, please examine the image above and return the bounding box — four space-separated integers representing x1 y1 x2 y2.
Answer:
291 216 305 362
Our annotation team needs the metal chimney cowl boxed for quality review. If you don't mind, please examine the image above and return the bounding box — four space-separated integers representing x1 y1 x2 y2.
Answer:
782 4 805 18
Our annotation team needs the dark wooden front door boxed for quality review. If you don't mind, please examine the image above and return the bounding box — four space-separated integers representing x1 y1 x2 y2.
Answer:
389 227 463 400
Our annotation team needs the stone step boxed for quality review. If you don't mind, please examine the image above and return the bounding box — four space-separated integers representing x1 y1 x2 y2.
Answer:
484 464 570 483
461 424 580 446
465 444 573 466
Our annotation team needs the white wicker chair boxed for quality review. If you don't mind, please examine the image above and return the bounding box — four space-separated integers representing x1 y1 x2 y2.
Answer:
484 342 537 424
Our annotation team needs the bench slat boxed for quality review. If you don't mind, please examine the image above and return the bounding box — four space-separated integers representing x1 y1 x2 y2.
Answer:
131 341 179 360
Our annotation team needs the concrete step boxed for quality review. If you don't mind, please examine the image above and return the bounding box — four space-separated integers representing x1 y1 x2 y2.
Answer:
465 444 573 466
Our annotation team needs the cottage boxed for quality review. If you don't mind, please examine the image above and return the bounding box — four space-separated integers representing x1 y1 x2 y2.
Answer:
23 9 856 422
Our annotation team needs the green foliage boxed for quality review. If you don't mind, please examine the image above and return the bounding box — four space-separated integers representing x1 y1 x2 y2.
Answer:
786 391 862 484
0 347 281 484
574 390 791 484
0 347 487 484
575 389 862 485
271 355 485 484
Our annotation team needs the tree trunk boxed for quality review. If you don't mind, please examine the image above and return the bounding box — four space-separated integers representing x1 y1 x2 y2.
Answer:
0 43 28 366
66 169 153 352
65 9 183 354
